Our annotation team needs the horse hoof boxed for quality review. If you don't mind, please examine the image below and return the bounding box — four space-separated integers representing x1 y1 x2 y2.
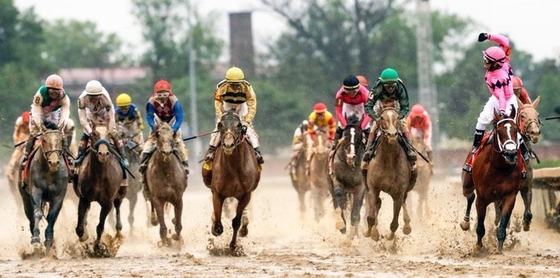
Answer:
79 234 89 242
363 229 371 237
460 221 470 231
523 222 531 232
172 234 181 241
403 225 412 235
386 232 395 241
370 229 380 241
212 223 223 237
239 225 249 237
30 236 40 245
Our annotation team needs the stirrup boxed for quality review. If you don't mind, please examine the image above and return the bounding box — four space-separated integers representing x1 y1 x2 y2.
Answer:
462 163 472 173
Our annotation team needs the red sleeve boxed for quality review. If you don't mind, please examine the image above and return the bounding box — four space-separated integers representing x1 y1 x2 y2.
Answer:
334 88 346 126
520 88 532 104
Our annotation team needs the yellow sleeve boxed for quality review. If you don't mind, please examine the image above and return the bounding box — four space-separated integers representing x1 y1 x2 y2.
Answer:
244 85 257 123
214 86 224 119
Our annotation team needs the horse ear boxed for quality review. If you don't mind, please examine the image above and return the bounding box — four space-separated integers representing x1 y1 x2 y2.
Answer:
532 95 540 108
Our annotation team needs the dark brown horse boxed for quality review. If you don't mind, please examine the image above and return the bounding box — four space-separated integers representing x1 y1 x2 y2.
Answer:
364 105 417 241
289 133 311 218
460 107 523 254
73 122 126 252
116 121 144 234
201 110 261 250
307 126 330 222
410 128 432 218
19 124 68 252
145 119 188 246
328 114 366 237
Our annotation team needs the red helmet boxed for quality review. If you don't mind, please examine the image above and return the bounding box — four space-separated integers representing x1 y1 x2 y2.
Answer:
411 103 425 115
314 102 327 113
154 80 172 93
356 75 368 87
512 75 523 89
21 111 30 123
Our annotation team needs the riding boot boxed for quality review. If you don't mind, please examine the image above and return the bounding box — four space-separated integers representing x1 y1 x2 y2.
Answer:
204 145 217 161
254 147 264 164
138 152 149 174
74 146 86 166
362 130 377 164
20 136 36 168
117 145 129 168
181 160 190 175
401 134 417 170
463 129 484 173
329 128 342 157
519 140 530 179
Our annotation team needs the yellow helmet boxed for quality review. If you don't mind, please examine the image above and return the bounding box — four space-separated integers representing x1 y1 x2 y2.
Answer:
225 66 245 82
116 93 132 107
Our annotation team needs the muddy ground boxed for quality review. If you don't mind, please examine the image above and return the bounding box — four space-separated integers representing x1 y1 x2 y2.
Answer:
0 158 559 277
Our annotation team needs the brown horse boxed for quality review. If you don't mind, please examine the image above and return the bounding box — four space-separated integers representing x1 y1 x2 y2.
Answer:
307 126 330 222
73 122 126 252
460 107 523 254
201 110 260 250
145 119 188 246
19 124 68 252
364 105 417 241
289 134 311 218
328 114 366 236
410 128 432 218
116 121 144 234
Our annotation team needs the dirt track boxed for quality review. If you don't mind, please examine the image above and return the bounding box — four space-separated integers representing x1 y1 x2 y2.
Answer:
0 158 559 277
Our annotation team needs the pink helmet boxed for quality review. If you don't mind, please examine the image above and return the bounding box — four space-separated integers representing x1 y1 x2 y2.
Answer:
45 74 63 89
411 104 425 115
483 46 506 66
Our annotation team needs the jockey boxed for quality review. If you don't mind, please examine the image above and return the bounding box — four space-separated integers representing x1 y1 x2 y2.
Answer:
362 68 417 168
115 92 145 155
21 74 71 167
406 103 433 168
139 80 190 174
204 66 264 164
356 75 369 88
75 80 129 170
463 33 530 173
289 119 309 179
6 111 31 181
331 75 371 152
512 75 532 104
305 102 336 164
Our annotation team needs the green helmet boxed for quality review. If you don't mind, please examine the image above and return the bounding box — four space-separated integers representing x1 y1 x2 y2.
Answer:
380 68 399 83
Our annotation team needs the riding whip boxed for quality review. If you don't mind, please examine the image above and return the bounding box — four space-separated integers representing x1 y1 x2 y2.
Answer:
14 132 43 148
182 130 218 141
544 115 560 121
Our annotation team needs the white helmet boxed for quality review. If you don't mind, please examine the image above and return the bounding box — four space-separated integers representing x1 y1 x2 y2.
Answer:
85 80 103 95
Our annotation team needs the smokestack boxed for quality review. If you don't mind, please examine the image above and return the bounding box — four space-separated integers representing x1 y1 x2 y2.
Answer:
229 12 255 78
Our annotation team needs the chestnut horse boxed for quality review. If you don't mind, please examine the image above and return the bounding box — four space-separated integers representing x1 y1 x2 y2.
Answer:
460 108 523 254
328 114 366 236
364 105 417 241
494 97 541 231
306 126 330 222
73 122 126 251
201 110 261 250
19 123 68 252
410 128 432 218
289 133 311 218
145 119 188 246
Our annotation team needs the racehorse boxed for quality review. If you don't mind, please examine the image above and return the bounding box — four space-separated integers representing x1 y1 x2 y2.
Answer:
18 122 69 252
116 121 144 234
201 110 261 251
144 119 188 246
410 128 432 218
307 126 331 222
460 107 523 254
494 96 541 231
364 105 417 241
73 121 127 251
328 114 366 236
289 134 311 218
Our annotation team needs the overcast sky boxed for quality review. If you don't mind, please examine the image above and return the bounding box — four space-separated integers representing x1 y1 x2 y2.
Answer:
14 0 558 61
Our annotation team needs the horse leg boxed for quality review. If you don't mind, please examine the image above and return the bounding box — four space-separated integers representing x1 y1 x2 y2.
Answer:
365 190 382 241
239 208 250 238
113 194 124 235
387 195 403 241
153 198 169 246
211 194 224 237
520 185 533 231
171 198 183 241
493 202 502 227
474 199 488 253
44 196 64 251
402 193 412 235
496 195 516 254
349 187 366 238
128 191 138 236
297 191 306 218
460 193 475 231
96 202 113 244
332 184 346 233
30 192 44 246
76 198 91 242
230 194 251 250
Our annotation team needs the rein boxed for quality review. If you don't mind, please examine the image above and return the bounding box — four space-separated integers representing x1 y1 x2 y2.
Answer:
493 118 518 155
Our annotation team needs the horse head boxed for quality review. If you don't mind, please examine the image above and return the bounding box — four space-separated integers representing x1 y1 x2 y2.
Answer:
493 106 520 165
155 118 175 160
40 122 65 172
377 106 400 144
517 96 541 144
90 122 112 163
311 126 329 155
219 110 244 155
342 114 364 166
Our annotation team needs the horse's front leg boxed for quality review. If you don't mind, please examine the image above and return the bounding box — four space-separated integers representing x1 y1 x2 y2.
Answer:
44 196 65 251
364 190 382 241
152 198 169 246
460 193 475 231
96 202 113 243
387 195 403 241
520 184 533 231
331 182 347 233
30 193 43 246
474 200 488 253
113 192 124 235
76 198 91 242
230 193 251 250
171 197 183 241
349 186 366 238
211 193 224 237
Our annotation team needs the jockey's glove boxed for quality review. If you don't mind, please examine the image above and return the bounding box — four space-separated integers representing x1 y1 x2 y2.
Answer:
478 33 488 42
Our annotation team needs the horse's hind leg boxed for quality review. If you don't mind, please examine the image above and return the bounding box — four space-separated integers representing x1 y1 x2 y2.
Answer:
520 185 533 231
171 199 183 241
44 197 65 251
460 193 475 231
230 194 251 250
239 208 249 238
76 198 91 242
